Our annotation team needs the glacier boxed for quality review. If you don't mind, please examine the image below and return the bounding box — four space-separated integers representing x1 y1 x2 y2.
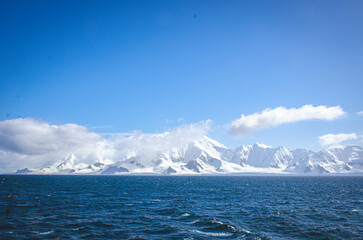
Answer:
15 136 363 175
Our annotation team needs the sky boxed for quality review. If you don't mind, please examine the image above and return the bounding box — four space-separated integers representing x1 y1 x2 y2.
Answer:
1 0 362 158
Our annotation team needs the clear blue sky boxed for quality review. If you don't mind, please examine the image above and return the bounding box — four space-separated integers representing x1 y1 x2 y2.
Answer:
0 0 362 149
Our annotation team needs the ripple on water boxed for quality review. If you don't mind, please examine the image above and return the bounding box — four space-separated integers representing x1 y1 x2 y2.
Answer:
188 217 254 239
181 213 191 217
192 218 237 231
142 224 177 235
0 176 362 239
37 230 54 235
192 230 233 237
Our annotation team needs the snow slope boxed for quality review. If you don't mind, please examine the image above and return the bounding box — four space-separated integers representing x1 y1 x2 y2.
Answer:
15 136 363 175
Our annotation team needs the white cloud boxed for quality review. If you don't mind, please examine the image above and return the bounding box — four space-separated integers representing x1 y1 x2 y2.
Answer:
318 133 357 146
0 118 210 173
356 111 363 116
0 118 106 172
112 120 210 159
0 118 101 155
228 105 346 136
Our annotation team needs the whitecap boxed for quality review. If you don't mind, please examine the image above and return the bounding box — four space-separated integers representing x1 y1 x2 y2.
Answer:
193 230 233 237
38 230 54 235
241 229 251 234
72 227 84 231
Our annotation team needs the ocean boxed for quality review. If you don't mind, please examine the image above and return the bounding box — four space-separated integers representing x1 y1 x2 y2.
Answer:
0 175 362 239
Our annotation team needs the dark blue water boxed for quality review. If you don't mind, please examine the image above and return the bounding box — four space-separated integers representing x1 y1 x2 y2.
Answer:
0 176 362 239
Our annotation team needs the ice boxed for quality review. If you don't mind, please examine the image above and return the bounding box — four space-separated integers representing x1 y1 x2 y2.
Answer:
17 136 363 175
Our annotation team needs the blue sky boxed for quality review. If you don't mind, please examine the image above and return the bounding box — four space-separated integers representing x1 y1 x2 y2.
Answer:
0 0 362 150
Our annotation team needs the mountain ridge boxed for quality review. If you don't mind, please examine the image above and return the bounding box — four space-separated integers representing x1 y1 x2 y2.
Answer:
15 136 363 175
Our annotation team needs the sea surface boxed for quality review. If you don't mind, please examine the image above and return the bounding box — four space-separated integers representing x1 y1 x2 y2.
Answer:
0 175 362 239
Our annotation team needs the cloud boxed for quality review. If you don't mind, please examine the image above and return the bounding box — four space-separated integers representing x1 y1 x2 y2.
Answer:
318 133 358 146
356 111 363 116
228 105 346 136
0 118 101 155
0 118 210 173
112 120 211 160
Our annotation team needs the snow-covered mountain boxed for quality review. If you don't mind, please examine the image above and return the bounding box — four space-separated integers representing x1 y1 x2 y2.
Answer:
287 146 363 174
15 136 363 175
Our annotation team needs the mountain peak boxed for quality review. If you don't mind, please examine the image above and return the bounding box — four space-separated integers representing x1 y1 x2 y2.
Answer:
253 142 272 149
14 137 363 175
193 135 228 149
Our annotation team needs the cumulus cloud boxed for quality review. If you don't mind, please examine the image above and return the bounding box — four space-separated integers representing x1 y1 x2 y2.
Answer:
318 133 358 146
0 118 210 173
229 105 345 136
0 118 102 155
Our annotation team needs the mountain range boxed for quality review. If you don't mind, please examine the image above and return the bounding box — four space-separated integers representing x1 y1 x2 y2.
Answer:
16 136 363 175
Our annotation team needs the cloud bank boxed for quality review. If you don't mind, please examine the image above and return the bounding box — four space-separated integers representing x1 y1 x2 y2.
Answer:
0 118 102 155
0 118 210 173
319 133 357 146
229 105 345 136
